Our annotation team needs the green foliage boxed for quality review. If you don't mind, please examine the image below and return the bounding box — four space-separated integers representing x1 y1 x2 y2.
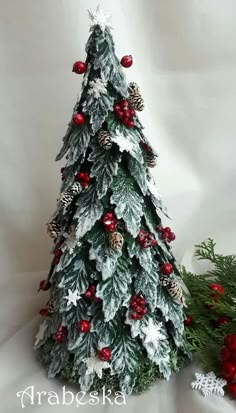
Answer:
182 239 236 373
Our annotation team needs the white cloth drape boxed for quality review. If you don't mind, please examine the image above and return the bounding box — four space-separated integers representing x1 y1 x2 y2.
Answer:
0 0 236 411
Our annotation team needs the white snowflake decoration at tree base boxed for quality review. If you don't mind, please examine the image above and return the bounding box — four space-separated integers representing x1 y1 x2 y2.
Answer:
191 372 227 397
88 5 112 32
83 353 111 379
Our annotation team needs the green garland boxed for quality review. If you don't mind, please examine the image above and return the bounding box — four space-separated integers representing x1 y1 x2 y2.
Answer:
39 338 187 395
182 239 236 397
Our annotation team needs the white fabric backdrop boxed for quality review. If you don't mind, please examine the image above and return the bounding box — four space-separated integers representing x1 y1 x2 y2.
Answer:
0 0 236 411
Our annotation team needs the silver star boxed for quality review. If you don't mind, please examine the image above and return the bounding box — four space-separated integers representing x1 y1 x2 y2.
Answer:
64 289 81 307
35 320 48 346
88 5 112 31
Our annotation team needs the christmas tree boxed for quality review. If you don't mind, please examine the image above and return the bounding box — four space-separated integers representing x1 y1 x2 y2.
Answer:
34 6 189 395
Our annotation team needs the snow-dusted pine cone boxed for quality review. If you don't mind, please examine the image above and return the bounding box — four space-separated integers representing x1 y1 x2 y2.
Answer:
46 298 54 314
98 130 112 150
47 221 61 239
167 281 182 301
159 275 171 287
128 82 145 112
146 152 158 168
109 231 124 250
60 182 82 207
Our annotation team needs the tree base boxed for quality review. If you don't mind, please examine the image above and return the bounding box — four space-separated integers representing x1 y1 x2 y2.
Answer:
38 338 188 395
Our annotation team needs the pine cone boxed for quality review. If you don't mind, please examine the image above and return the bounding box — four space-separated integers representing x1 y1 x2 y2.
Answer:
47 221 61 239
146 152 158 168
46 298 54 314
128 82 145 112
159 275 171 287
98 130 112 150
60 182 82 207
167 281 182 301
109 231 124 250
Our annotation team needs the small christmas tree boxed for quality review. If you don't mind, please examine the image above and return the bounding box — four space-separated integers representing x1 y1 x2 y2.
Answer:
35 6 189 395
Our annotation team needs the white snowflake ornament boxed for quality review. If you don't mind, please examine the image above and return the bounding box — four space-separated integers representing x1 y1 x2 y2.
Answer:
64 289 81 307
191 372 227 397
63 228 81 254
88 75 108 98
88 5 112 32
141 318 166 345
83 353 110 379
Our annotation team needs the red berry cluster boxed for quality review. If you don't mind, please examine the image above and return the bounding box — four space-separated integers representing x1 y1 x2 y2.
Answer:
137 229 158 248
130 293 147 320
75 171 91 189
157 225 176 243
54 240 63 265
221 334 236 397
161 262 174 276
38 279 51 292
84 284 102 303
76 319 91 333
102 212 118 232
216 316 231 327
55 326 68 344
113 100 136 128
98 347 112 361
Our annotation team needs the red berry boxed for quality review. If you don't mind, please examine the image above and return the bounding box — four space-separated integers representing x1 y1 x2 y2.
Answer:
85 290 92 299
184 315 193 326
161 232 169 240
141 307 148 316
216 316 231 327
138 297 146 306
129 109 136 118
89 284 96 293
77 171 85 180
208 283 224 294
168 232 176 242
156 225 163 232
121 55 133 68
136 313 143 320
82 182 89 189
122 116 130 125
221 361 236 380
151 239 158 247
54 257 60 264
39 308 49 317
126 120 135 128
120 100 129 109
224 334 236 348
61 167 65 174
161 263 174 276
38 280 51 291
72 113 85 126
221 347 231 361
93 296 102 302
98 347 112 361
227 383 236 398
106 212 115 219
77 320 91 333
164 227 172 234
83 173 91 183
106 222 116 232
114 104 121 113
55 333 64 344
72 61 87 74
131 312 139 320
228 340 236 354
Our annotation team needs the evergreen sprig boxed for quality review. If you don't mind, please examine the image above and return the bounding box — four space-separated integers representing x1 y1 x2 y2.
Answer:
182 238 236 374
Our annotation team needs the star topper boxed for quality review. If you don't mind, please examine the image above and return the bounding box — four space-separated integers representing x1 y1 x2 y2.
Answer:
88 5 112 32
